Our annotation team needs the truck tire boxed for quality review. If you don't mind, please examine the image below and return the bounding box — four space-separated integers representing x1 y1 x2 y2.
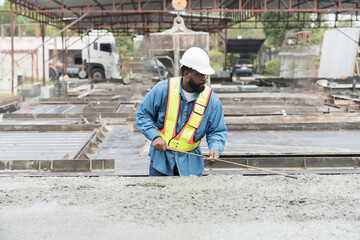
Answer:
90 68 105 80
49 67 59 81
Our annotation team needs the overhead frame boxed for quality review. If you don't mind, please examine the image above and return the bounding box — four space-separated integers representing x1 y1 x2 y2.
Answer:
2 0 360 93
4 0 360 34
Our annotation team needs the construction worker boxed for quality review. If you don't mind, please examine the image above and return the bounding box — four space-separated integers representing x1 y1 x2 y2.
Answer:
136 47 227 176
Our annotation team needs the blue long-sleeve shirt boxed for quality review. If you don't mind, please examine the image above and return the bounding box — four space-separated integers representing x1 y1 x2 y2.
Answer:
136 78 227 176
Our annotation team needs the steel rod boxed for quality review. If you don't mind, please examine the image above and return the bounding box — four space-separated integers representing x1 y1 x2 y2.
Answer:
166 146 298 179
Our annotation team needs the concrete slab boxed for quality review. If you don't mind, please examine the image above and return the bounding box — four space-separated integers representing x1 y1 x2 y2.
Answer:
219 130 360 154
0 132 93 160
14 104 85 114
0 119 79 125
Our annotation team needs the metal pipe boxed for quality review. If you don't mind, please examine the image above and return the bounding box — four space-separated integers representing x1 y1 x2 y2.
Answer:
166 146 298 179
10 4 14 94
41 23 46 86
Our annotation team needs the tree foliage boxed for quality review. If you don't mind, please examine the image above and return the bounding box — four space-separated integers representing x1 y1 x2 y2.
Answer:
209 18 266 71
261 12 311 47
115 35 138 61
262 59 281 76
0 0 53 36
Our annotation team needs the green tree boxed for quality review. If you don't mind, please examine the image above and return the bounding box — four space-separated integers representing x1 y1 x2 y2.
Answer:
261 12 311 47
0 0 51 37
210 18 266 71
262 59 281 76
0 0 16 36
115 35 138 61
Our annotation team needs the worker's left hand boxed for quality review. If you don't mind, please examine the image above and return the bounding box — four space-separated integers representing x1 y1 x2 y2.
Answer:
204 149 218 165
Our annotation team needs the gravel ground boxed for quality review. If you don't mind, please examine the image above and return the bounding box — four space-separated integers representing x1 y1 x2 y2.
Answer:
0 174 359 240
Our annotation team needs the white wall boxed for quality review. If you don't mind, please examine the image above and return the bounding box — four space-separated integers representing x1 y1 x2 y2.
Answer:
0 36 81 94
318 28 360 78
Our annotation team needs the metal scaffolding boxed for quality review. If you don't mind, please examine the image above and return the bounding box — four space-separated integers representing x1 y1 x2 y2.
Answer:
2 0 360 93
4 0 360 34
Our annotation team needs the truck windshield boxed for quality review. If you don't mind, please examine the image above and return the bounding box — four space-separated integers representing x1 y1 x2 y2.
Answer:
100 43 112 53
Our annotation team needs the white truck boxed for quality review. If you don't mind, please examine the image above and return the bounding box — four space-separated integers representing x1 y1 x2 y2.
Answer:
49 30 122 81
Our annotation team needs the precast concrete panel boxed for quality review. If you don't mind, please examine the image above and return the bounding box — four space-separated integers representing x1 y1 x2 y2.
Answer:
149 15 209 77
318 28 360 78
0 132 93 160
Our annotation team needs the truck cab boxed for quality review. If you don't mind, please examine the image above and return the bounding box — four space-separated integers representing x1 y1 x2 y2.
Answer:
81 30 121 81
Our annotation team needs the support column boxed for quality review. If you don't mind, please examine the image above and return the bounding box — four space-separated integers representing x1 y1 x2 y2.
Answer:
61 31 65 76
173 35 180 77
41 23 46 86
36 50 39 82
223 28 227 71
10 5 15 94
63 29 67 76
257 50 262 74
53 27 59 64
31 52 34 81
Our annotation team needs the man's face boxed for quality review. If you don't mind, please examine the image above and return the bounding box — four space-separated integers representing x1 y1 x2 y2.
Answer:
187 70 206 93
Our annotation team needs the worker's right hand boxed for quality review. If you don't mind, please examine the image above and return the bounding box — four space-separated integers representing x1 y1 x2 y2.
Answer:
152 136 167 151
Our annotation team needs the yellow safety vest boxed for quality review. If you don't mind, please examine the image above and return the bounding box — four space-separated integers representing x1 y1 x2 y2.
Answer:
158 77 212 152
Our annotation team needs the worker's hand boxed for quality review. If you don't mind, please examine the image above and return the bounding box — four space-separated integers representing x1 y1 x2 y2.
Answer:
204 149 218 165
152 136 167 151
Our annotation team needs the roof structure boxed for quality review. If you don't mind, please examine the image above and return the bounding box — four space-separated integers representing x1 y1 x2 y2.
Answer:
6 0 360 34
226 38 266 54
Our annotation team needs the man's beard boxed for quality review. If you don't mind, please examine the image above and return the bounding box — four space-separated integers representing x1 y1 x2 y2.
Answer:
188 76 205 93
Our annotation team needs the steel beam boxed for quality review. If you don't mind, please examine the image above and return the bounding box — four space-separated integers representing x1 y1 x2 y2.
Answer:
2 0 359 34
10 4 14 94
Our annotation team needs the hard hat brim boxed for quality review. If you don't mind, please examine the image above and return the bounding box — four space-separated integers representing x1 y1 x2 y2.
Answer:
196 67 215 75
180 62 215 75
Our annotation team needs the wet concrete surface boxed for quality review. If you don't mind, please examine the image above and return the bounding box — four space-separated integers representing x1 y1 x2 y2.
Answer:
1 175 359 240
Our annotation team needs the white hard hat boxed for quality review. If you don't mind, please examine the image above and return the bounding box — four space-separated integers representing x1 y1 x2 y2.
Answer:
179 47 215 75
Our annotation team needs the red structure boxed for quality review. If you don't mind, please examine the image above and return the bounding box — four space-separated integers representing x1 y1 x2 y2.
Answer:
2 0 360 92
4 0 360 34
0 49 39 87
0 23 40 38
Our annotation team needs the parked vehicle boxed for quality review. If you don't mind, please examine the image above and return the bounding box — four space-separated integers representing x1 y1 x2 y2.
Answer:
232 59 253 76
49 30 122 81
147 59 165 75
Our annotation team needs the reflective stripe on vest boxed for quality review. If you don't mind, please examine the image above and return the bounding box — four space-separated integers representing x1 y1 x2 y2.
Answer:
158 77 212 152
